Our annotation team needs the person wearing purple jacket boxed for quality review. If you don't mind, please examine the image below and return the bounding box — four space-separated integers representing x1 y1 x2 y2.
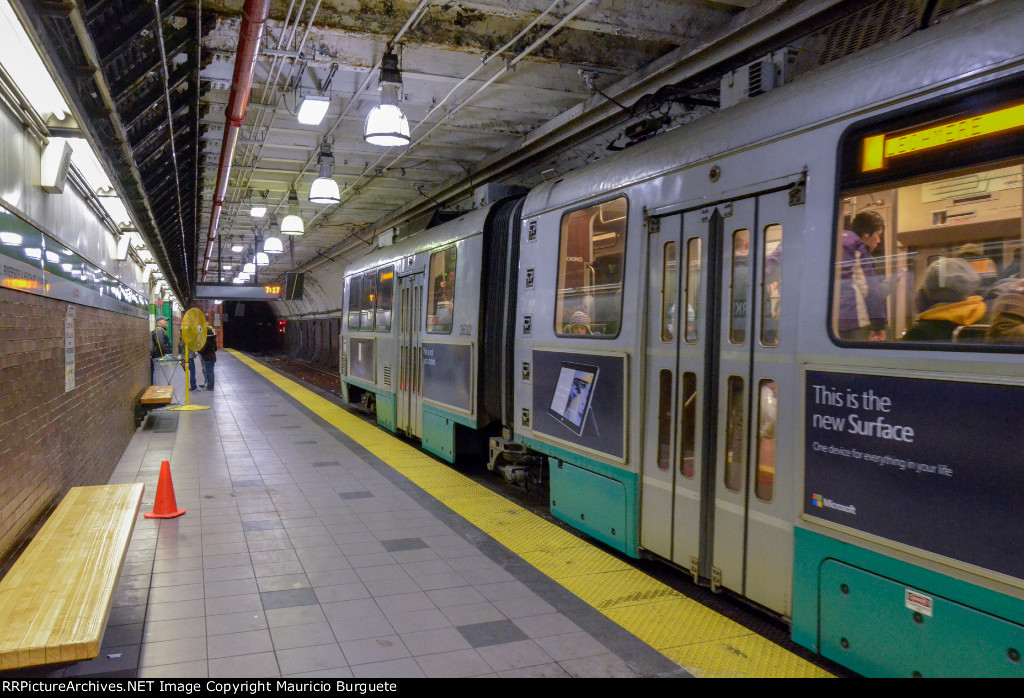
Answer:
837 211 892 341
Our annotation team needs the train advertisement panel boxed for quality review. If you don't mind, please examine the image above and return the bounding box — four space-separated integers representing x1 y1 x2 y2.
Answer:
532 350 625 459
421 342 472 412
804 370 1024 580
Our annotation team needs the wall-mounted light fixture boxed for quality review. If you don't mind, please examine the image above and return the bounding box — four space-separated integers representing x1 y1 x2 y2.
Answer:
297 94 330 126
364 49 410 147
281 189 304 235
309 141 341 205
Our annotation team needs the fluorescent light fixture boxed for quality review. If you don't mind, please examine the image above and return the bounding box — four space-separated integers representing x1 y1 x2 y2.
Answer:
255 252 269 266
0 1 70 121
65 138 112 192
281 189 304 235
364 50 409 147
263 236 283 254
250 204 267 218
98 196 132 227
297 95 330 126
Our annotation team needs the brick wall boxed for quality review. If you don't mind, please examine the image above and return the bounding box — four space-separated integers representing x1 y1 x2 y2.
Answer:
0 288 150 569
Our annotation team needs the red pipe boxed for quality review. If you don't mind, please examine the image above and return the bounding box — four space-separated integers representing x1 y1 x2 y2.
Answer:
202 0 271 281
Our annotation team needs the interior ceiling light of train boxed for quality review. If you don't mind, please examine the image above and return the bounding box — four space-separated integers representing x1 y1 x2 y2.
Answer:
15 0 967 302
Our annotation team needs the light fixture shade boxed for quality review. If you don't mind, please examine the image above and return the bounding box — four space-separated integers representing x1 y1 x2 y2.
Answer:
364 104 410 147
297 95 330 125
256 252 270 266
231 244 243 252
232 276 244 284
238 272 251 281
263 236 283 254
309 176 340 205
250 205 267 218
281 213 304 235
243 262 256 274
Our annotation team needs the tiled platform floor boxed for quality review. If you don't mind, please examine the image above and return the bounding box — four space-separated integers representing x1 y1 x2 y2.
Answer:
50 352 686 678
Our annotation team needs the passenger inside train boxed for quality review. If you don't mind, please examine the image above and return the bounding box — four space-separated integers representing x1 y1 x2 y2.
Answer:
833 162 1024 344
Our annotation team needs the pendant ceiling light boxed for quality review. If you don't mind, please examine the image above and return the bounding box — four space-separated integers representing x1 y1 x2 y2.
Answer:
243 261 255 274
255 252 270 266
281 188 304 235
263 235 283 254
250 191 267 218
231 243 243 253
309 140 341 205
364 49 410 147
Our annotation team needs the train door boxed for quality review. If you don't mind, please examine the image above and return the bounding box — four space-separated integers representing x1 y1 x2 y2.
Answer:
397 273 424 438
640 188 798 616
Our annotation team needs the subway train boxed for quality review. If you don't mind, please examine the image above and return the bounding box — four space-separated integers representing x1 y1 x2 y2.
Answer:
326 1 1024 677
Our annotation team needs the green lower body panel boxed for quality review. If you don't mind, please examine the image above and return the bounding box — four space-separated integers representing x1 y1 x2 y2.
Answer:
422 408 456 462
794 528 1024 677
548 456 632 556
375 392 396 432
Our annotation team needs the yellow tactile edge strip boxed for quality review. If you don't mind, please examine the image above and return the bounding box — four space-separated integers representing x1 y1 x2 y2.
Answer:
229 350 832 678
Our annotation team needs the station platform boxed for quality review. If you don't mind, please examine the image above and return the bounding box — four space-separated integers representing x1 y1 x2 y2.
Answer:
22 351 834 679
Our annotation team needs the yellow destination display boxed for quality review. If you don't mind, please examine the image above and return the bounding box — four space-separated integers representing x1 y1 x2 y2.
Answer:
862 102 1024 172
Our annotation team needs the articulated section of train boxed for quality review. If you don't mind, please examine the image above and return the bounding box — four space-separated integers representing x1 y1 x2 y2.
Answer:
323 1 1024 678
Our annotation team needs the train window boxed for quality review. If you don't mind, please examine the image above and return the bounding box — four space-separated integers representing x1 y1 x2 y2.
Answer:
376 266 394 332
360 271 376 331
724 376 745 492
656 370 673 472
555 197 627 338
680 371 696 479
761 225 782 347
346 275 361 330
755 380 777 502
729 229 750 345
662 242 678 342
833 162 1024 347
685 238 701 343
427 246 456 334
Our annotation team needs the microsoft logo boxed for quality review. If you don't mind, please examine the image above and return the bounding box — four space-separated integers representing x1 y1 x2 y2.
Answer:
811 493 856 515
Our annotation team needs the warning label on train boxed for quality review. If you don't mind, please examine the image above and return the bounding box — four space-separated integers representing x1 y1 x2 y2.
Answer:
804 370 1024 580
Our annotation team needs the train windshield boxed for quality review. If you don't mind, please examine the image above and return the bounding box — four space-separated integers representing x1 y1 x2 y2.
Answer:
555 196 628 338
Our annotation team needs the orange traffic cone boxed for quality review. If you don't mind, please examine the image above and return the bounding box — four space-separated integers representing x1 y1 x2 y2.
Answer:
144 460 186 519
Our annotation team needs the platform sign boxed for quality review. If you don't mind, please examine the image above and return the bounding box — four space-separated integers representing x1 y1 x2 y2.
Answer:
195 283 282 301
804 370 1024 580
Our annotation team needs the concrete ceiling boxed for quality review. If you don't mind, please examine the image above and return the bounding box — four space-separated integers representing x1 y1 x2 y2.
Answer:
197 0 759 286
18 0 886 301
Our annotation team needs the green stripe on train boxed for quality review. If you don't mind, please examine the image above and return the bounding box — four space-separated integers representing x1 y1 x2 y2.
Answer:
793 527 1024 677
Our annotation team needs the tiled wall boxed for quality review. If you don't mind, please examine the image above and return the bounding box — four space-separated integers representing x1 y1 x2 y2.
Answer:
0 288 150 569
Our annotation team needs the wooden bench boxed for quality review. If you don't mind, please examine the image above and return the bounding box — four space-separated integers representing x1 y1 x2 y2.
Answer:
0 483 145 670
136 385 174 426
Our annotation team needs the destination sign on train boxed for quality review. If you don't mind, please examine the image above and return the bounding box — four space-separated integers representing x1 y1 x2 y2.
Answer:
861 101 1024 172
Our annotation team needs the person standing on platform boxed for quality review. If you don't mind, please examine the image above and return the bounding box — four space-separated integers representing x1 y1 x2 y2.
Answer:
151 316 172 357
199 322 217 390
